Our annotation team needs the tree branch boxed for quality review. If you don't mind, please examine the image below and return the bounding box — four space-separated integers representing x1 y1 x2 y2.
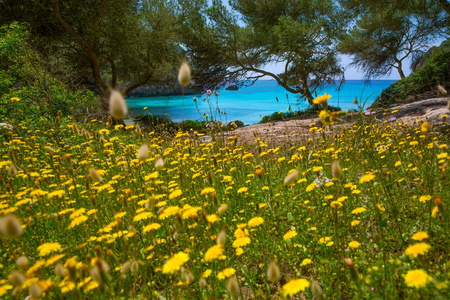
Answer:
88 0 110 51
439 0 450 16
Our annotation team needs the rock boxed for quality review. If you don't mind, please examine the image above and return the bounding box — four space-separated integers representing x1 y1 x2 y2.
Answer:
227 120 244 130
225 85 239 91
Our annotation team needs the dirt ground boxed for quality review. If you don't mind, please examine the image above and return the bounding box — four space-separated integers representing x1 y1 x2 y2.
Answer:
209 98 450 146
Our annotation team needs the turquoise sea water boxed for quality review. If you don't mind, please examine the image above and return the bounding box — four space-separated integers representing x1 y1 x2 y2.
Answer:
127 80 396 125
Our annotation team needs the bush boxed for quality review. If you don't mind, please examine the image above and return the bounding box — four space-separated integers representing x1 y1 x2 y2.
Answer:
259 105 342 123
372 39 450 107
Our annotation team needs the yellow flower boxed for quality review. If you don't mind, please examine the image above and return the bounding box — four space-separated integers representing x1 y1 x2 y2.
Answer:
421 121 430 133
143 223 161 233
351 207 366 214
202 269 212 278
306 182 317 192
206 214 220 224
236 248 244 256
169 189 182 200
319 110 333 126
351 220 360 226
233 237 251 248
411 231 429 241
418 195 432 203
300 258 312 266
283 231 297 241
313 93 331 104
282 278 310 297
38 243 62 257
201 187 216 195
359 174 375 184
159 206 180 220
404 243 431 258
237 187 248 194
248 217 264 227
348 241 360 249
404 269 432 288
204 244 224 262
133 212 153 222
67 215 88 229
162 252 189 274
217 268 235 280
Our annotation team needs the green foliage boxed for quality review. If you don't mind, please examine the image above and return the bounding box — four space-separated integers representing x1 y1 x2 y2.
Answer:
373 39 450 107
0 23 97 120
136 114 209 132
260 106 342 123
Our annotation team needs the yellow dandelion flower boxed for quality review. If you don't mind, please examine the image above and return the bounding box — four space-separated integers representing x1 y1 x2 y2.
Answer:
319 110 333 125
248 217 264 227
204 244 224 262
411 231 429 241
283 278 310 297
201 187 216 195
67 215 88 229
300 259 312 266
202 269 212 278
206 214 220 224
133 212 153 222
348 241 360 249
237 187 248 194
351 220 360 226
217 268 235 280
351 207 366 214
404 269 432 288
359 174 375 184
162 252 189 274
37 242 62 257
159 206 180 220
306 183 317 192
283 231 297 241
313 93 331 104
418 195 432 203
143 223 161 233
404 243 431 258
232 237 251 248
169 189 183 200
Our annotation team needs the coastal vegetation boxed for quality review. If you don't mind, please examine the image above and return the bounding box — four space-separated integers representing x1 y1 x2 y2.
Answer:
1 1 450 299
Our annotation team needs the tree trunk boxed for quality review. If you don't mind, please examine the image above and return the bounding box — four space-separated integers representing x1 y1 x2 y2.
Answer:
397 67 405 79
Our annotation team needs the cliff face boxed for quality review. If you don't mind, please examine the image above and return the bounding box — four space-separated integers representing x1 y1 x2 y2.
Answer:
127 84 203 97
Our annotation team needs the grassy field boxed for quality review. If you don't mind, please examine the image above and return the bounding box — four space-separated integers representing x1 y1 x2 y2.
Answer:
0 105 449 299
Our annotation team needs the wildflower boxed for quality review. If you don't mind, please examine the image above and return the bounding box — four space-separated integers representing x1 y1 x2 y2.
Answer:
9 271 25 286
313 93 331 104
217 230 226 245
206 214 220 223
283 230 297 241
404 243 431 258
419 195 432 203
351 220 360 226
7 164 17 177
421 121 430 133
359 174 375 184
67 215 88 229
71 121 79 135
284 170 299 186
301 258 312 266
178 62 191 86
267 261 281 282
109 90 128 120
16 256 28 268
282 278 310 297
218 268 236 280
201 187 216 195
404 269 432 288
143 223 161 233
204 244 224 262
348 241 360 249
0 215 23 238
202 269 212 278
311 280 323 298
169 189 183 200
218 204 228 215
155 158 164 170
319 110 333 126
411 231 429 241
89 167 102 183
137 144 149 161
332 160 342 180
233 237 251 248
248 217 264 227
437 84 447 96
227 277 240 295
351 207 366 214
29 283 42 298
162 252 189 274
237 187 248 194
38 242 62 256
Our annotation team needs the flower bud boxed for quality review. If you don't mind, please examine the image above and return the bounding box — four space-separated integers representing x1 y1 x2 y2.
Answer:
226 277 240 295
155 158 164 170
199 278 207 288
178 62 191 86
332 160 342 180
16 256 28 268
0 215 23 238
438 84 447 96
109 90 128 120
284 170 298 186
29 283 42 298
218 204 228 215
71 121 79 135
311 280 323 297
345 258 359 282
8 164 17 177
267 261 281 282
121 261 131 274
10 271 25 286
217 230 226 245
137 144 149 161
88 167 102 183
